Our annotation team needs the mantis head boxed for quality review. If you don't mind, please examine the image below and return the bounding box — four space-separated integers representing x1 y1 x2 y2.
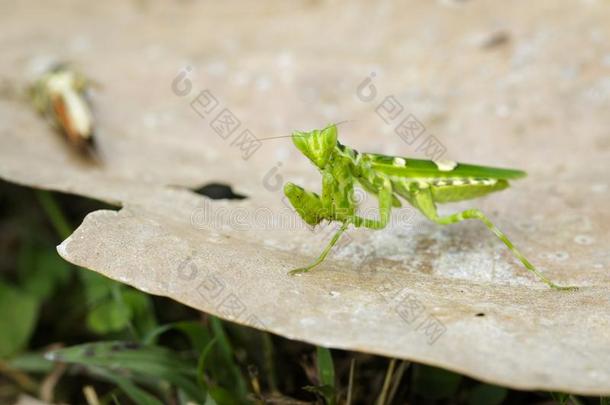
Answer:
292 124 338 169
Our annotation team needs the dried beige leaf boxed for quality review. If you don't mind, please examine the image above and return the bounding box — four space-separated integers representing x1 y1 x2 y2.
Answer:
1 0 609 395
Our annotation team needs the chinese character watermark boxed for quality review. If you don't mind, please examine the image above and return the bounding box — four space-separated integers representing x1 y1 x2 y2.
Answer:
172 66 262 160
356 72 447 161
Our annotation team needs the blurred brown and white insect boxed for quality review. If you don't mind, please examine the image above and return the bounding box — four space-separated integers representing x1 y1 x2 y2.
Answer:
30 65 96 154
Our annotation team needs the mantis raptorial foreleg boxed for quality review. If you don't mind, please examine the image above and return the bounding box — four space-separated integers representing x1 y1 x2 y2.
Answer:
285 178 394 275
411 187 576 290
284 181 348 275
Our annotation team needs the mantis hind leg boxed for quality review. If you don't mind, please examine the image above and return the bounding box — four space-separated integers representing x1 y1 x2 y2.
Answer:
412 188 577 291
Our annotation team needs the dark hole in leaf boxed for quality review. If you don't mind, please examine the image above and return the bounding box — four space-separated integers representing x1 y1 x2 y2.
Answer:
475 313 485 317
193 183 247 200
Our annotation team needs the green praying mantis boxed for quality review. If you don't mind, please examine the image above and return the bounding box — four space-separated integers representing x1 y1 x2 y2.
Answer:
282 124 577 291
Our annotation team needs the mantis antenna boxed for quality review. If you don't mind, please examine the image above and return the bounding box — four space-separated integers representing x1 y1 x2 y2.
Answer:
258 120 354 142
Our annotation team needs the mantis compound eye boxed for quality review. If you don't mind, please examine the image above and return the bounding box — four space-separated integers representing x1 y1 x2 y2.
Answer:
291 124 337 169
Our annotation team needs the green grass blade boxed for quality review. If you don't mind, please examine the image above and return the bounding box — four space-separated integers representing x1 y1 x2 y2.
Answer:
346 358 355 405
8 352 54 373
46 341 205 403
387 361 410 404
262 332 278 392
375 359 396 405
34 190 72 239
144 321 212 352
92 367 163 405
314 346 336 405
209 317 248 397
316 346 335 387
197 338 217 390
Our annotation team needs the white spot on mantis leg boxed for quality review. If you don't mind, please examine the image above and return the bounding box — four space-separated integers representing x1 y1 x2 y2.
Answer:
393 157 407 166
433 159 457 171
463 178 497 186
